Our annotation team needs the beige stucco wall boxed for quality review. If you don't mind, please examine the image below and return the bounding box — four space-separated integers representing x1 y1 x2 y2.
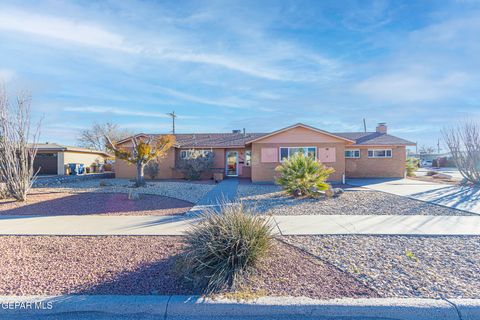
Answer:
115 148 177 179
345 146 406 178
251 142 346 183
61 151 107 175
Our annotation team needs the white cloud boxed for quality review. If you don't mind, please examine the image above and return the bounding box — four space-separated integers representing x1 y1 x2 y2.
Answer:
156 86 249 109
63 106 198 119
354 69 470 102
0 8 135 52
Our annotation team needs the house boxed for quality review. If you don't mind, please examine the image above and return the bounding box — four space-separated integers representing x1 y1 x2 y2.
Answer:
34 143 113 175
114 123 416 182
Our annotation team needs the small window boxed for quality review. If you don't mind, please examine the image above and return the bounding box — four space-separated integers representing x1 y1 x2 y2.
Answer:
345 149 360 158
368 149 393 158
180 150 189 159
245 150 252 166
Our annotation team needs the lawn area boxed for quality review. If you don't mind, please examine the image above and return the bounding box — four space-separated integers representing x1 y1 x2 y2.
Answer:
237 183 474 216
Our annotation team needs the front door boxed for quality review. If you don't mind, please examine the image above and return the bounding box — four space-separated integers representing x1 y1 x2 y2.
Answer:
226 151 238 176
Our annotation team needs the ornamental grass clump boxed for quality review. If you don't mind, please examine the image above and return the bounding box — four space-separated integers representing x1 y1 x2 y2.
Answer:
275 153 334 197
182 202 273 294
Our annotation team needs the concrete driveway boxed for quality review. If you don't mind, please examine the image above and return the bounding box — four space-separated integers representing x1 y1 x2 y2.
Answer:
347 178 480 215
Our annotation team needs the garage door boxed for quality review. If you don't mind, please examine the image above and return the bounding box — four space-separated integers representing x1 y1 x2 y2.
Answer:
34 153 58 175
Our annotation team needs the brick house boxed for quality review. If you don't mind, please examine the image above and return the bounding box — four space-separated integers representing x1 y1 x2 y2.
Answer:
114 123 415 182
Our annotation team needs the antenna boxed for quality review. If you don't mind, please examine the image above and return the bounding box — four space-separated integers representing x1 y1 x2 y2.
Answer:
363 118 367 132
166 111 177 134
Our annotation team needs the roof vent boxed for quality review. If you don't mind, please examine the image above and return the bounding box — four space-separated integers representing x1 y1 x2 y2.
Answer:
376 122 387 134
232 129 241 134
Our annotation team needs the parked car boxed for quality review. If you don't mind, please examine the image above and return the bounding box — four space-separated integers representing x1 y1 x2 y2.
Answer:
421 160 433 167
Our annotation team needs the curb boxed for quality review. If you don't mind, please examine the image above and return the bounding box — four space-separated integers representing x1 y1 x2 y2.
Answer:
1 295 479 319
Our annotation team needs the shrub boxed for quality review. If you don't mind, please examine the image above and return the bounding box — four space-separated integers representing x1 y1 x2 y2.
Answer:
176 150 214 180
406 158 419 177
144 161 159 179
275 153 334 197
181 202 273 293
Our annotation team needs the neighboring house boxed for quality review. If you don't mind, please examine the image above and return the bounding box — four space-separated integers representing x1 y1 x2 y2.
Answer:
115 122 416 182
34 143 113 175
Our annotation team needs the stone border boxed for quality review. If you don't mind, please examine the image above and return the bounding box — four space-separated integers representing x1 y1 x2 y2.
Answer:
1 295 478 319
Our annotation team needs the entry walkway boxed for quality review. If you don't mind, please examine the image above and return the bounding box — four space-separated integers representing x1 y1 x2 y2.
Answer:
188 178 239 214
1 214 480 236
347 178 480 215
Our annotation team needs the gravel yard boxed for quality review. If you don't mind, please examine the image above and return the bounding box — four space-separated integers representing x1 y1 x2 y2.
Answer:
0 236 375 298
283 235 480 298
35 179 215 204
237 183 473 216
0 192 192 216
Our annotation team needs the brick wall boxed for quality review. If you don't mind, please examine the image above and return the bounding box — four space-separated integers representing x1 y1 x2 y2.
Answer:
345 146 406 178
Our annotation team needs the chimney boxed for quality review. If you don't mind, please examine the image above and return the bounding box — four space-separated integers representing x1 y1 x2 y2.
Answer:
376 122 387 134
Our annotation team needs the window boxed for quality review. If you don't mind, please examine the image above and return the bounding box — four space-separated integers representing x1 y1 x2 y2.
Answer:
368 149 392 158
245 150 252 166
279 147 317 161
345 149 360 158
180 149 211 159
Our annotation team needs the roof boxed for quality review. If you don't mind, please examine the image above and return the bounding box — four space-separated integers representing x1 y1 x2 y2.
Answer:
245 123 355 144
116 124 415 149
34 143 113 157
334 132 416 146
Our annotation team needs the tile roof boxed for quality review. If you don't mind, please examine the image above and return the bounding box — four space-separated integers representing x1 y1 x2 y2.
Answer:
126 127 415 148
334 132 416 146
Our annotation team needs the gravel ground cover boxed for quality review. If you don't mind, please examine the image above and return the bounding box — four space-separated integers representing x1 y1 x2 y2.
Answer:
0 236 375 298
237 183 473 216
0 192 192 216
283 235 480 298
34 179 215 204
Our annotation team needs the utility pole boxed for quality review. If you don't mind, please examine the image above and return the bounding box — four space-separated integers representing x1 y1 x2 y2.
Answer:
437 138 441 154
167 111 177 134
363 118 367 132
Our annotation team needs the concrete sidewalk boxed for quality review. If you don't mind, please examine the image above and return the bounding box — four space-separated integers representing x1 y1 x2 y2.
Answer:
1 214 480 236
347 178 480 215
1 295 478 320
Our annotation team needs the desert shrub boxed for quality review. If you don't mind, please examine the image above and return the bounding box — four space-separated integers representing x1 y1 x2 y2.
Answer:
181 202 273 293
275 153 334 197
144 161 159 179
176 150 214 180
406 158 419 177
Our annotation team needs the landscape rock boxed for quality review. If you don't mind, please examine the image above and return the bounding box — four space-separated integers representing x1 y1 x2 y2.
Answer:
432 173 453 180
128 190 140 200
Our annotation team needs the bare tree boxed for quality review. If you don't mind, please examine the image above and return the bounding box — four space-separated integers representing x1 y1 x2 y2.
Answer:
0 86 41 201
419 145 436 154
442 120 480 185
78 122 132 152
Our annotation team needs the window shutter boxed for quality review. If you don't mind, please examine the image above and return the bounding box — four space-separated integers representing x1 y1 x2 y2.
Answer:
319 147 336 163
261 148 278 163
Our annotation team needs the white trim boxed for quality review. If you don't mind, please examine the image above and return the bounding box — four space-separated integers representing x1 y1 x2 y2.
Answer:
226 151 239 176
246 123 355 144
345 149 360 159
368 149 393 158
279 146 317 162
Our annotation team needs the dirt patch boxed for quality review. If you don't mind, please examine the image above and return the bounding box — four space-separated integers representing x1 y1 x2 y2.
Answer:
0 192 193 216
0 236 376 298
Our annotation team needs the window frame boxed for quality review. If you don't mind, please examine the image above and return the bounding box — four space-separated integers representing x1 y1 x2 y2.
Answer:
367 149 393 158
345 149 360 159
279 146 317 162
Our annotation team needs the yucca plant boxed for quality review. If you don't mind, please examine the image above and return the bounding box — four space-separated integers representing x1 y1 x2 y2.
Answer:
182 202 273 294
275 153 334 197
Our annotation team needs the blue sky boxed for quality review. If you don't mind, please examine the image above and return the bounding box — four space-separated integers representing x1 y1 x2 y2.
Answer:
1 0 479 149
